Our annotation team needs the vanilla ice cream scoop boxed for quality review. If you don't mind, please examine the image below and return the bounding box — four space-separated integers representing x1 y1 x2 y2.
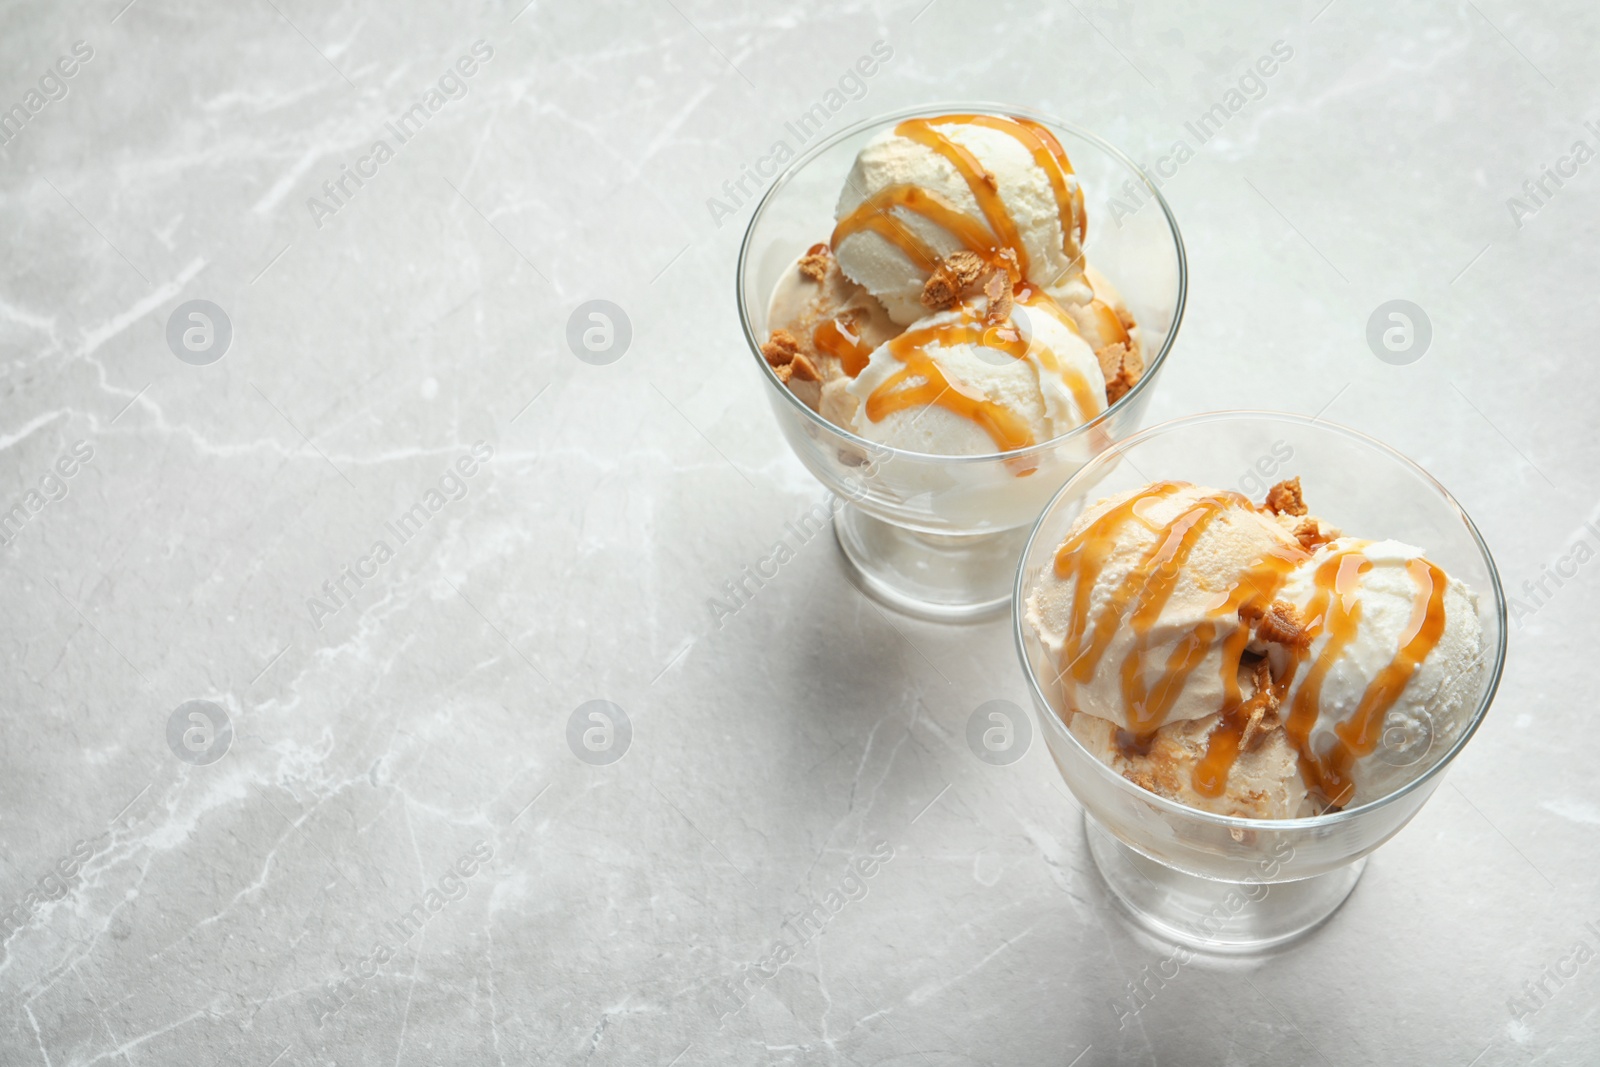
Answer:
1025 482 1308 734
832 113 1089 325
1261 537 1486 808
840 289 1106 454
1026 479 1489 818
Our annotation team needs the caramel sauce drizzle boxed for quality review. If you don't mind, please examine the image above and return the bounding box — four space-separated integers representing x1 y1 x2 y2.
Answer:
831 183 993 272
829 114 1084 283
812 316 873 378
1051 484 1451 807
857 286 1102 453
1284 550 1449 806
821 115 1099 454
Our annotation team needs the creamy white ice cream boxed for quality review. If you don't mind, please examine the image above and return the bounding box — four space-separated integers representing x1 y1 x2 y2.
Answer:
832 115 1089 326
839 293 1106 454
1025 482 1305 732
1024 480 1490 819
1263 537 1486 807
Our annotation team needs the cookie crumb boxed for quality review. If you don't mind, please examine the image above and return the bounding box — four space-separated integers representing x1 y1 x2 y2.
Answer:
761 329 800 368
920 251 987 311
1264 477 1307 516
1293 518 1336 551
1238 662 1282 753
1256 600 1312 650
787 351 819 383
798 243 831 282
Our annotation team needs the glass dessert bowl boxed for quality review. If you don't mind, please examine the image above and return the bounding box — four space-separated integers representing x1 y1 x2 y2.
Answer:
737 103 1187 621
1013 411 1507 951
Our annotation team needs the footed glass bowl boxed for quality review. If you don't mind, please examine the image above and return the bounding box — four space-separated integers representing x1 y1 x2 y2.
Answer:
1013 411 1507 951
737 102 1187 621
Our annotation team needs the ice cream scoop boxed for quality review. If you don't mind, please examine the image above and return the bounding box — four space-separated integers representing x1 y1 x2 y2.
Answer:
838 286 1106 455
832 113 1089 326
1259 537 1486 808
1025 481 1307 734
1025 479 1489 818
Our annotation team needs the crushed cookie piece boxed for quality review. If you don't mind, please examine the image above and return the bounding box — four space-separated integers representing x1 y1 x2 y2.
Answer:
798 243 831 282
920 251 988 311
1256 600 1312 650
1237 662 1282 753
761 329 800 369
1096 341 1128 388
1127 769 1159 795
1264 477 1307 516
1105 366 1137 404
787 351 820 383
1293 519 1334 551
982 271 1013 322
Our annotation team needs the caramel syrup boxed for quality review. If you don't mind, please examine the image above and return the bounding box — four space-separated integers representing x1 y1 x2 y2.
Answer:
812 316 873 378
821 114 1096 453
1050 484 1450 806
858 287 1101 453
830 114 1083 279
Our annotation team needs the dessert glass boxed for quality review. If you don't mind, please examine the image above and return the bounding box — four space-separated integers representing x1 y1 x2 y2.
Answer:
1013 411 1507 951
737 103 1187 621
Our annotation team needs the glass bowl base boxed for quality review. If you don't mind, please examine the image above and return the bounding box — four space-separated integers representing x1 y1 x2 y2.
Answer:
832 501 1027 622
1084 812 1366 954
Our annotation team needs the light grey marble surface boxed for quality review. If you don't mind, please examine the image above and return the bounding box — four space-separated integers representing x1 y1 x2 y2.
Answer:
1 1 1596 1064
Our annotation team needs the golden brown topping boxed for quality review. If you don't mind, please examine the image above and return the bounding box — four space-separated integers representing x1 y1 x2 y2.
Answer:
798 243 831 282
1256 600 1312 650
981 271 1014 323
919 251 988 311
1237 662 1282 753
1293 518 1335 551
1264 477 1307 516
1106 368 1137 406
761 329 801 368
786 351 820 383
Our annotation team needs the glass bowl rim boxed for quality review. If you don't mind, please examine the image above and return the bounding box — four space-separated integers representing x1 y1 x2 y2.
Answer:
1010 408 1509 831
735 100 1189 465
